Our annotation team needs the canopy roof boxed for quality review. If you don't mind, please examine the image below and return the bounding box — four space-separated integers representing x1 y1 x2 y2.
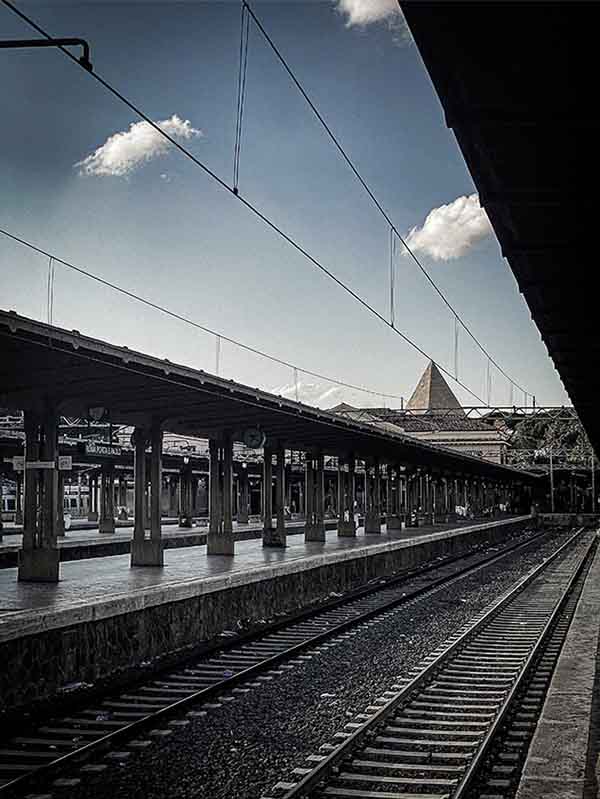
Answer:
0 309 534 482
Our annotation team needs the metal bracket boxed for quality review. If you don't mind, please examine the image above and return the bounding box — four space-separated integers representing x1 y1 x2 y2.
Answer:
0 37 92 71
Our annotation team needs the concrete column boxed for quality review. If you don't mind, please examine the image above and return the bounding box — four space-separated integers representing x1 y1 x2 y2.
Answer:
117 474 128 520
337 455 356 537
237 466 249 524
405 471 412 523
190 476 199 518
305 453 325 541
179 463 193 527
15 473 23 525
99 466 115 534
87 472 98 522
262 445 275 544
208 439 221 535
269 446 286 547
365 458 381 534
18 407 60 582
56 471 65 537
287 472 295 514
207 435 235 555
305 457 313 523
298 472 305 517
408 470 420 526
131 426 162 566
150 424 163 547
387 464 403 531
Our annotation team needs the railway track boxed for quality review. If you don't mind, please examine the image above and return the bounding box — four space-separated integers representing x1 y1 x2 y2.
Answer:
265 527 595 799
0 525 563 795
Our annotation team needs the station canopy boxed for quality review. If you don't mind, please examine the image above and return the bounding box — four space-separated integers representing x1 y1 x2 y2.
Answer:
401 1 599 452
0 309 533 483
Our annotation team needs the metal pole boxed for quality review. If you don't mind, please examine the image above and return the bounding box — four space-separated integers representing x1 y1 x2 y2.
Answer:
591 452 596 514
549 448 555 513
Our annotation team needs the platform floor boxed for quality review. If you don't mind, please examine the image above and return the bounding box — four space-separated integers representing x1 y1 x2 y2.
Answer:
0 518 307 555
0 517 512 617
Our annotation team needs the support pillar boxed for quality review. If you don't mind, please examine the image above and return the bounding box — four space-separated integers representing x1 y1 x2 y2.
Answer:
365 458 381 534
274 446 287 547
18 407 60 582
207 434 235 555
263 445 286 547
56 471 65 537
386 464 403 530
99 465 115 534
15 473 23 525
305 452 325 541
262 445 275 544
131 426 163 566
179 462 193 527
337 455 356 537
237 466 249 524
87 473 98 522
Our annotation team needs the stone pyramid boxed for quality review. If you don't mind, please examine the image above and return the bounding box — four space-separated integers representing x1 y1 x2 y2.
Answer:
405 361 465 415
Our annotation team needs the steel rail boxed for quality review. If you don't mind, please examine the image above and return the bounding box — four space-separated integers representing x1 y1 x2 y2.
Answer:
0 525 548 794
453 530 594 797
274 526 590 799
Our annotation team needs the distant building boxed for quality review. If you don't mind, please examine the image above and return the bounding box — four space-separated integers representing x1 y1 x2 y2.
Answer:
330 361 509 464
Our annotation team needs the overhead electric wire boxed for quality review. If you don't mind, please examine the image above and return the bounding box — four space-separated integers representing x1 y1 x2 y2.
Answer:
242 0 531 399
0 227 411 402
232 1 250 193
1 0 487 405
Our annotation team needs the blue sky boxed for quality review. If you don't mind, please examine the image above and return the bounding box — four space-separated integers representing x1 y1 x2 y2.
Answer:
0 0 570 409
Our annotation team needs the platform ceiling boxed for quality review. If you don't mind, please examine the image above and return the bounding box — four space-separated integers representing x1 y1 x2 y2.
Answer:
0 309 532 482
401 1 599 451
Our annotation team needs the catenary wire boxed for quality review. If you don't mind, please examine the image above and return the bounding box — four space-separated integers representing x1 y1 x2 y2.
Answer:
0 227 413 402
0 0 488 405
243 0 531 398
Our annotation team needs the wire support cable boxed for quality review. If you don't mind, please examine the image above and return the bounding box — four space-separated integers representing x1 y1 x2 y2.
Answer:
1 0 487 405
46 255 55 325
232 1 250 194
1 227 411 402
242 0 531 400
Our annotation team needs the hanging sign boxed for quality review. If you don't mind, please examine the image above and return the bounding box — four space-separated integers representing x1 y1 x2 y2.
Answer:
85 442 122 457
26 460 55 469
7 456 25 471
58 455 73 471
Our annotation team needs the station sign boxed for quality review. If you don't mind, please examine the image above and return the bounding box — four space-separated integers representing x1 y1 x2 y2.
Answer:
58 455 73 471
26 460 55 470
4 455 25 471
85 442 122 458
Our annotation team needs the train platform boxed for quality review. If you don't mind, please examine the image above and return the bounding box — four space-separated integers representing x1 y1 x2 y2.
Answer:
0 514 531 712
0 518 329 568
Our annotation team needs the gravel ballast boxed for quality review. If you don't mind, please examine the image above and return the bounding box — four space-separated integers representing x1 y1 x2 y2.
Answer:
54 527 573 799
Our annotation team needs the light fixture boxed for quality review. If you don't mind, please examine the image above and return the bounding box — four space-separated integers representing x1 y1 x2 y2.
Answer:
88 406 107 422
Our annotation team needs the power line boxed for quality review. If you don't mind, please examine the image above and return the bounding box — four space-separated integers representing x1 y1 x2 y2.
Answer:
233 1 250 194
242 0 531 399
0 227 408 402
0 0 487 405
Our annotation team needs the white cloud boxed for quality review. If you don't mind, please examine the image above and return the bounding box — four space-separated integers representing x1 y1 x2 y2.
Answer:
76 115 201 177
274 379 345 408
335 0 411 43
403 193 493 261
336 0 400 26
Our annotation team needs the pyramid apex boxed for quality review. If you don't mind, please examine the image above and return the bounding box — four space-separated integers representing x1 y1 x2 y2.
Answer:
406 360 465 415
